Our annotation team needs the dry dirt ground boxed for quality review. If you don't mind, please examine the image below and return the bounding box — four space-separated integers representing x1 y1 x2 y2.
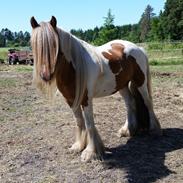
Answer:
0 64 183 183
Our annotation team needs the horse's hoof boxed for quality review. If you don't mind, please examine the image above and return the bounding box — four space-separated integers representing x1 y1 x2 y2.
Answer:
69 142 83 153
117 128 131 137
81 148 99 162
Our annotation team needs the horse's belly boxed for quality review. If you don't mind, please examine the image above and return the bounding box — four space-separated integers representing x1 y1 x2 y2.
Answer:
93 73 116 98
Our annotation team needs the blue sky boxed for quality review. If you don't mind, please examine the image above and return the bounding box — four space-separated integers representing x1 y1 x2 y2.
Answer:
0 0 165 32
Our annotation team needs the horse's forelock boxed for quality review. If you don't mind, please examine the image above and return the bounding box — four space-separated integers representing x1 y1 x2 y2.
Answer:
31 22 59 77
31 22 58 98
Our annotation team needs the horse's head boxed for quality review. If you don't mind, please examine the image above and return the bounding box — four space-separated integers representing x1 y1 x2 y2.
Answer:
31 16 59 82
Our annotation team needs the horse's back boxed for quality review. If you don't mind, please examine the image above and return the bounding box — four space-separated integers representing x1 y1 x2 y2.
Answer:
98 40 146 57
97 40 147 70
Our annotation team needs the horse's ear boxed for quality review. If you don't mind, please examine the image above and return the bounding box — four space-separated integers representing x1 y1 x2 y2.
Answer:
30 17 40 29
50 16 57 28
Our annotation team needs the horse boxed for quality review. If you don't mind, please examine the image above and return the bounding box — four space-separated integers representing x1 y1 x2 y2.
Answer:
30 16 161 162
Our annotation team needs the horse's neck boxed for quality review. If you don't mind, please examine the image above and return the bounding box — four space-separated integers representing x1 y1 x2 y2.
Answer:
56 53 75 83
59 29 83 59
58 28 95 64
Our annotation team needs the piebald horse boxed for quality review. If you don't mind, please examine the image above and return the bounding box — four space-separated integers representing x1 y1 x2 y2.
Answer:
30 16 161 162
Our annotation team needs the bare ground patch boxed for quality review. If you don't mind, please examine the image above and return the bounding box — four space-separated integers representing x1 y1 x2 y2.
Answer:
0 65 183 183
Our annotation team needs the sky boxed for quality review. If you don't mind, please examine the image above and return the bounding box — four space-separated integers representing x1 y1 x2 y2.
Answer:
0 0 165 33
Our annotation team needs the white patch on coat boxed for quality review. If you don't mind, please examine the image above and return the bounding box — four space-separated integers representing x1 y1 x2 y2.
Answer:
82 44 117 98
63 38 148 99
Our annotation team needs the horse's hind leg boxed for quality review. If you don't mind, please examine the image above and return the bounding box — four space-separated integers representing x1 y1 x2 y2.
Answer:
81 99 104 162
138 84 161 135
70 107 87 152
118 87 137 137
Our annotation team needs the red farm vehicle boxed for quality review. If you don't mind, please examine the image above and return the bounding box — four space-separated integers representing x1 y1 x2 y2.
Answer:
8 49 33 65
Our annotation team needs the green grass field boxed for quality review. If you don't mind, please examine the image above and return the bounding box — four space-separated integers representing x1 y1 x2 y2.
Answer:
1 42 183 66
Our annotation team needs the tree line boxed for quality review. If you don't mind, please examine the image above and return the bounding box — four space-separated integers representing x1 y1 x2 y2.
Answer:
0 0 182 47
0 29 30 47
71 0 183 45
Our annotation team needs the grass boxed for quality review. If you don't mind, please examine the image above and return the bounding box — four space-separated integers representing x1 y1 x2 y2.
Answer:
15 65 33 72
148 49 183 59
151 64 183 73
138 41 183 50
138 42 183 66
0 78 17 88
0 65 33 72
149 58 183 66
0 47 9 62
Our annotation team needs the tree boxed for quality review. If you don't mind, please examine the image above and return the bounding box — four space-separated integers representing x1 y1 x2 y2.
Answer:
159 0 183 40
24 31 30 42
139 5 155 42
103 9 115 27
148 16 164 41
128 24 140 43
0 29 6 47
94 9 118 45
0 34 5 47
57 1 183 44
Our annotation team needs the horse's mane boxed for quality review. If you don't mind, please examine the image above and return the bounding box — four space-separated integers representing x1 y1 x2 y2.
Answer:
31 22 59 99
31 22 88 110
57 28 88 111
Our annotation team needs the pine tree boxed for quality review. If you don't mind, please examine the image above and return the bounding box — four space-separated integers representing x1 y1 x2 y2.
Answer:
159 0 183 40
94 9 118 45
103 9 115 27
139 5 155 42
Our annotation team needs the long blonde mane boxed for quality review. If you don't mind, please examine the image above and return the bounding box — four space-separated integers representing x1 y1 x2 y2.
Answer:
57 28 88 111
31 22 59 99
31 22 88 110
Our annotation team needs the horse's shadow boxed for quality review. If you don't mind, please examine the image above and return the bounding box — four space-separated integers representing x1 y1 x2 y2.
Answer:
103 128 183 183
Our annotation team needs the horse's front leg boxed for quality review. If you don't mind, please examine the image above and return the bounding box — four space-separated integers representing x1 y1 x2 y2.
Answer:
81 99 105 162
70 107 87 152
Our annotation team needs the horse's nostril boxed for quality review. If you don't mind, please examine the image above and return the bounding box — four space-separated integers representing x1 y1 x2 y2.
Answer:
40 72 50 82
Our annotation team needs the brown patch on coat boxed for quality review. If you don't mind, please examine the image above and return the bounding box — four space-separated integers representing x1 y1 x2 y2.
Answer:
102 43 124 61
102 43 145 92
113 54 143 91
55 53 88 107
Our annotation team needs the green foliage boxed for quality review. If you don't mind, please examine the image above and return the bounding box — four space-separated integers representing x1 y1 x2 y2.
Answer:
93 25 118 45
71 1 183 44
92 9 118 45
0 29 30 48
0 47 9 61
139 5 155 42
158 0 183 40
103 9 115 27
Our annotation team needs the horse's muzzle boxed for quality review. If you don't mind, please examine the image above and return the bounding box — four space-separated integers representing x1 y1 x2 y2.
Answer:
40 71 53 82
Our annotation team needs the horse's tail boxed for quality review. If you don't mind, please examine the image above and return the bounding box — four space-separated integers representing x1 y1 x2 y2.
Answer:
129 82 150 133
146 57 153 102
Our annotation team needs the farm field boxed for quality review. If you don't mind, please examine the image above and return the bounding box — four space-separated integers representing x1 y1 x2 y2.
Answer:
0 63 183 183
